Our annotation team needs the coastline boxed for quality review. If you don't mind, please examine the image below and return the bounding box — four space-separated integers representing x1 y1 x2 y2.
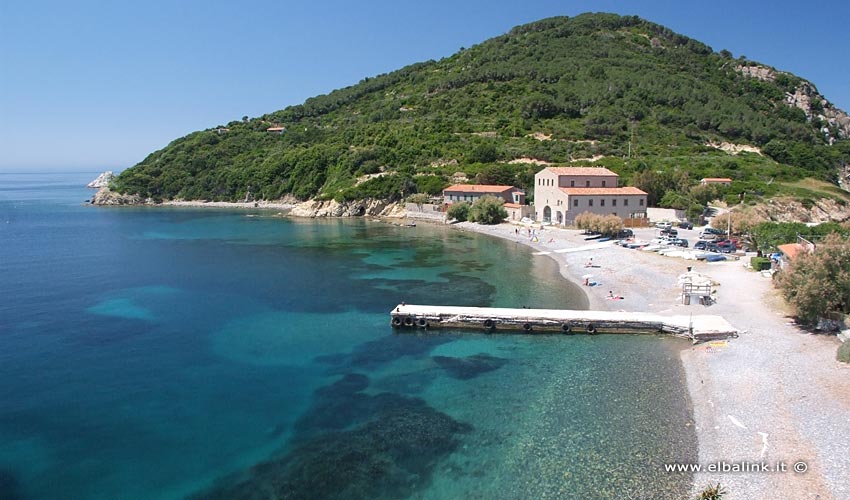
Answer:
453 221 850 500
85 190 850 498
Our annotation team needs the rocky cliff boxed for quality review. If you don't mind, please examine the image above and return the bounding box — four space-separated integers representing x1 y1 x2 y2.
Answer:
289 199 405 218
86 171 115 188
736 64 850 142
91 188 145 205
752 197 850 223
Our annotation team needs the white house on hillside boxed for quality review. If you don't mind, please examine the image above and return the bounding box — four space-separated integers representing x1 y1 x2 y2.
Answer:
533 166 648 225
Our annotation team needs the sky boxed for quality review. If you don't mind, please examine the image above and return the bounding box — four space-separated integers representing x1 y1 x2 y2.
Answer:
1 0 848 171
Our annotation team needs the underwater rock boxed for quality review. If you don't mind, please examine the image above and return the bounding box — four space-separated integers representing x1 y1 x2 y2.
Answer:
432 353 508 380
195 393 470 500
0 469 21 500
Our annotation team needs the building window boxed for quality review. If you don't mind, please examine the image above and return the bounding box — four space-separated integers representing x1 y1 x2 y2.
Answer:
639 199 644 206
612 199 617 206
602 180 607 187
586 180 590 187
624 199 629 206
600 199 605 207
589 199 594 207
573 199 578 207
570 180 575 187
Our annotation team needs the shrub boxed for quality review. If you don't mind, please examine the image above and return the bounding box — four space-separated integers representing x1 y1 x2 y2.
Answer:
468 195 507 225
696 483 726 500
446 202 471 222
750 256 772 271
775 233 850 326
838 342 850 364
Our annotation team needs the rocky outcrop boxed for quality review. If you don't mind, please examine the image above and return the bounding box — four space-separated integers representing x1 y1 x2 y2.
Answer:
735 64 776 82
289 198 406 218
86 171 114 188
735 64 850 141
706 141 762 155
751 197 850 223
91 188 144 205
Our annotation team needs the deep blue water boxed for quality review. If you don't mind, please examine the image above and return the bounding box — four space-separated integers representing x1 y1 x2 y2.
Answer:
0 173 695 499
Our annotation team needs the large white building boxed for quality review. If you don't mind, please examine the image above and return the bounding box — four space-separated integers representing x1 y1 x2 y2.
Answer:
533 167 648 225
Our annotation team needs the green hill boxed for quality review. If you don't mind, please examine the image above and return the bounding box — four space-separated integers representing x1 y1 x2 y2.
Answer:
111 13 850 211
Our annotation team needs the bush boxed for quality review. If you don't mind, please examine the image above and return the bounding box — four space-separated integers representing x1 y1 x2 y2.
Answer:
573 211 623 235
775 233 850 326
447 202 471 222
696 483 726 500
838 342 850 364
750 256 772 271
468 195 507 225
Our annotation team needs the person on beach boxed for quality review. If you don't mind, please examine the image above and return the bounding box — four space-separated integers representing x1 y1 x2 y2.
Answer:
585 257 593 267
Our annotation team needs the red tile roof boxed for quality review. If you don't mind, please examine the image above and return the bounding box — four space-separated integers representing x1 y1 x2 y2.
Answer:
559 187 647 196
701 177 733 182
777 243 803 260
443 184 515 193
546 167 618 177
504 203 522 208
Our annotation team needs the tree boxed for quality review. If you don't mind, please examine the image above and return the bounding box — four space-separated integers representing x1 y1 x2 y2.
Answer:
775 233 850 326
407 193 431 211
468 195 507 225
446 201 471 222
710 209 765 236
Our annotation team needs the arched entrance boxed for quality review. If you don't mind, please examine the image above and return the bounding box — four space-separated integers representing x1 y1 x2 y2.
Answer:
556 211 563 225
543 206 552 223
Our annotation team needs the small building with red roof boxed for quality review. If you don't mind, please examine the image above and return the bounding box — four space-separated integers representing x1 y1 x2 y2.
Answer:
442 184 524 205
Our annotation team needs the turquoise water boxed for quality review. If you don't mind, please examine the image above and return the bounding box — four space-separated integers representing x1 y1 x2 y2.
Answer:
0 173 695 499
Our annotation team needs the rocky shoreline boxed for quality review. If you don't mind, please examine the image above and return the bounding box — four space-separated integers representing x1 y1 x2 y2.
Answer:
90 187 406 217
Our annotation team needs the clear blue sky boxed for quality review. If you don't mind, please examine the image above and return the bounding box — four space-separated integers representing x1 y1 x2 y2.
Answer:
1 0 848 171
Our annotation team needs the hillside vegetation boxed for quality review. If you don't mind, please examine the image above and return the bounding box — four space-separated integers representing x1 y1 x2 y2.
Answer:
112 13 850 213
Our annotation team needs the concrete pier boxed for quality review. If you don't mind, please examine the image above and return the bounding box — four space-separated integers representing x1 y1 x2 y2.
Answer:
390 304 738 342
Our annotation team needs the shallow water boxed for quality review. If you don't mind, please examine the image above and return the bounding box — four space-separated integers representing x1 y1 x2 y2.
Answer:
0 173 694 499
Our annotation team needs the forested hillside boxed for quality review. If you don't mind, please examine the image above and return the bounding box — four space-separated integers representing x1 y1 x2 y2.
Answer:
111 13 850 212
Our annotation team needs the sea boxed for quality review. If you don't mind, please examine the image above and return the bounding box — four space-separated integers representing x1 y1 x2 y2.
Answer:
0 172 695 500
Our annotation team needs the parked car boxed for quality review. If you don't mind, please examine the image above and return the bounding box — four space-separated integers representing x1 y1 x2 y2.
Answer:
655 221 673 229
699 233 719 241
705 242 721 253
716 242 736 253
694 240 708 250
701 227 726 236
671 238 689 248
660 227 678 237
678 221 693 230
615 228 634 239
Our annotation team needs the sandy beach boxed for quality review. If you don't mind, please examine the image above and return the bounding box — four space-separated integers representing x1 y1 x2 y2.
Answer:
454 221 850 500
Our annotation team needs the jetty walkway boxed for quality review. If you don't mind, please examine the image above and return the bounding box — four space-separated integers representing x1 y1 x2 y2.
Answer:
390 304 738 343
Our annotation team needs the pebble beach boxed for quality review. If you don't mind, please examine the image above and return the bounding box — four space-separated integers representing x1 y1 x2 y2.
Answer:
455 221 850 500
